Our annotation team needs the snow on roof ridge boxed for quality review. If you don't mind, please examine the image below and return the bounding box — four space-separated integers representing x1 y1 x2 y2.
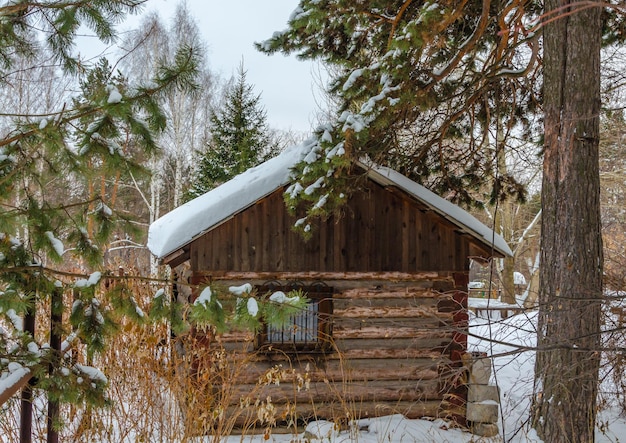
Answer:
148 141 512 260
147 139 316 259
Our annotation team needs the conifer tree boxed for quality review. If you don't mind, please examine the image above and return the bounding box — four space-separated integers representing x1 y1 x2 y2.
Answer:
257 0 542 235
186 62 279 199
0 1 199 437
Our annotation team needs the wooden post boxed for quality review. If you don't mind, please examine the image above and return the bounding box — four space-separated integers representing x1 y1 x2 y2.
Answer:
47 287 63 443
20 307 35 443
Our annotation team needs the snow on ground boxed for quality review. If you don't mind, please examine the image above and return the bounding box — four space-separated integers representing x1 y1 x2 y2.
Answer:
204 300 626 443
210 415 498 443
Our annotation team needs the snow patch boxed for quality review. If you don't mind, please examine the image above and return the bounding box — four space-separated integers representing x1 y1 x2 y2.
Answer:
287 182 304 198
106 85 123 104
27 341 40 356
194 287 212 307
246 298 259 317
313 193 329 210
304 177 324 196
75 271 102 288
269 291 299 305
45 231 64 256
343 68 364 90
75 364 107 384
96 201 113 217
6 309 23 331
514 271 527 285
229 283 253 296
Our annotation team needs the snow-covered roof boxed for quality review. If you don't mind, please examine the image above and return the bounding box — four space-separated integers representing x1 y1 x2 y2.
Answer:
147 140 512 260
147 140 315 260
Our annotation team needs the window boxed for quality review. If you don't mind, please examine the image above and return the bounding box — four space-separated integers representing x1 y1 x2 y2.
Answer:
255 282 333 353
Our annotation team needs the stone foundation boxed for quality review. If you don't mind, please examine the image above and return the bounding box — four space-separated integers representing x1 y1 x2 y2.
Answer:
463 352 500 438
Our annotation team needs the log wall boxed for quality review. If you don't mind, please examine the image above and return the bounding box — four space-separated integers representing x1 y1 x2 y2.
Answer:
180 177 485 427
188 272 469 425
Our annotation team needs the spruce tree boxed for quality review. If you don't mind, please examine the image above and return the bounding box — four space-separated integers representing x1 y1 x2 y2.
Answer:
0 1 199 438
186 62 279 199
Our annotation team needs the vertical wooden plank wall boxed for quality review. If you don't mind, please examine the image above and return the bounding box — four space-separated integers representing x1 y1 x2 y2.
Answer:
190 182 478 274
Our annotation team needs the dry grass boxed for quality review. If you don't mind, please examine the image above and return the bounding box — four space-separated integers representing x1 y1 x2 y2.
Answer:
0 277 354 442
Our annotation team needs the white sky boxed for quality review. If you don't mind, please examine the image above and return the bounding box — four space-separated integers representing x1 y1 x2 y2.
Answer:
122 0 322 133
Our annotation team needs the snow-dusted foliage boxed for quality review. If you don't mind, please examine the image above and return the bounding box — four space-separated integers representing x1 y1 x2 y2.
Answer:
0 0 201 425
258 0 542 234
186 284 309 334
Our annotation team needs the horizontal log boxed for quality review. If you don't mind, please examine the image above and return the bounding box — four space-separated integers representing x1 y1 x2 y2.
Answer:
338 357 448 374
333 326 454 340
204 345 449 364
335 337 451 352
198 355 447 375
335 288 449 300
335 306 452 320
333 297 439 310
215 326 455 343
334 317 445 330
217 343 256 353
221 379 442 406
222 400 443 429
233 366 442 386
223 360 443 385
340 348 446 360
216 331 254 342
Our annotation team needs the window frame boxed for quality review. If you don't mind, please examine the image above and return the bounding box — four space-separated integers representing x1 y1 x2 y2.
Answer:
255 282 333 354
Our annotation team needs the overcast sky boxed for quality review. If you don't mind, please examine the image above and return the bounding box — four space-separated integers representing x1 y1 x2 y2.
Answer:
119 0 323 134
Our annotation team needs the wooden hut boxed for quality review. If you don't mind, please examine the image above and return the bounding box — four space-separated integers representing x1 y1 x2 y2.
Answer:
148 142 511 426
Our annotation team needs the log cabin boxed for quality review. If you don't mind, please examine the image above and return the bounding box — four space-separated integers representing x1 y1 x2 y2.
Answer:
147 140 512 427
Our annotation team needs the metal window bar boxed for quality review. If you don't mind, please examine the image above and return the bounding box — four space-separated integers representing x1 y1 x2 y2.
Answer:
267 302 319 345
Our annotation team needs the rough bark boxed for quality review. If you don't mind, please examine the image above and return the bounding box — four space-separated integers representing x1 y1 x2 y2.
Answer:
501 254 516 304
532 1 603 442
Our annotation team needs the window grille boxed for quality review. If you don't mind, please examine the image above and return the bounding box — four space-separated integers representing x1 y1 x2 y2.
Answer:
267 301 320 345
256 282 333 353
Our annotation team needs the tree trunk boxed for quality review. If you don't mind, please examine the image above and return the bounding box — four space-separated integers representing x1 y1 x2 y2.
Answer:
47 287 63 443
523 252 540 308
501 250 516 304
20 308 35 443
495 121 516 306
532 1 603 442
